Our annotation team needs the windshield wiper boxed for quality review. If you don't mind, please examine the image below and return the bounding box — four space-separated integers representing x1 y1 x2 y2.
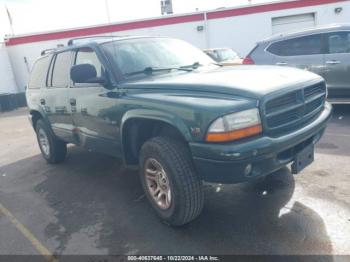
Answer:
125 66 192 77
180 61 223 69
211 62 223 67
180 61 202 69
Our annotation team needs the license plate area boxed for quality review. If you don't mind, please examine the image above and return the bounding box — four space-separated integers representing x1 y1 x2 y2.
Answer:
291 144 314 174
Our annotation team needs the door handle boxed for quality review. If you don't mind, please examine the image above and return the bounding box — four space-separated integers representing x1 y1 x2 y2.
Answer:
276 62 288 66
326 60 341 65
40 98 45 105
70 98 76 106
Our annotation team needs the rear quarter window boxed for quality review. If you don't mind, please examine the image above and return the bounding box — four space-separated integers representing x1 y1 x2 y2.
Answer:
28 56 51 89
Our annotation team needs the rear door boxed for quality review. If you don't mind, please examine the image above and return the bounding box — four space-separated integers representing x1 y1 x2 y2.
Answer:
266 34 325 77
26 55 51 114
42 50 75 142
323 31 350 100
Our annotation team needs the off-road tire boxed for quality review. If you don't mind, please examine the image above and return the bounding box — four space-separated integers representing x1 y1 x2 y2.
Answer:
35 119 67 164
139 136 204 226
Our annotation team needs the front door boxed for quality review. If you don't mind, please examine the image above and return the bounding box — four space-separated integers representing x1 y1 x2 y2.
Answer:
68 47 122 157
324 31 350 100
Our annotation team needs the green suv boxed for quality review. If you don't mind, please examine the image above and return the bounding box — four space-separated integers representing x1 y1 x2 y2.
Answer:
26 36 332 225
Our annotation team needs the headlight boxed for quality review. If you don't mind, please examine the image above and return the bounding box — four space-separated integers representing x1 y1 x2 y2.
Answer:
206 108 262 142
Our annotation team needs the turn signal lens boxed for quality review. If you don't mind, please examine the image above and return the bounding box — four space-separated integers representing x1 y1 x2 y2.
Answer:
206 124 262 142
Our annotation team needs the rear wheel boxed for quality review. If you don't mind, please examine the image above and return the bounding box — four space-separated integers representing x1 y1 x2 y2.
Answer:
139 137 204 226
35 119 67 164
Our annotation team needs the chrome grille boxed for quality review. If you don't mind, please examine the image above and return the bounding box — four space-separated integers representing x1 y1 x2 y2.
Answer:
264 82 326 135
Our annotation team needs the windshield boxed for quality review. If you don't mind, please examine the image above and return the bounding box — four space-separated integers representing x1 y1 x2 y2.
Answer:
217 49 239 61
101 38 214 79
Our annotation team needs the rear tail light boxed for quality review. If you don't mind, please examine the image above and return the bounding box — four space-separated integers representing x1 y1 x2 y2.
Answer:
243 56 255 65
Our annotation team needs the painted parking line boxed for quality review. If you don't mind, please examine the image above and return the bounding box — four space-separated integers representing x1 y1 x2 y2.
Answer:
0 202 57 262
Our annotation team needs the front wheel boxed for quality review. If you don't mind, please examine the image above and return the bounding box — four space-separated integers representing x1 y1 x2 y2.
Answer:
139 137 204 226
35 119 67 164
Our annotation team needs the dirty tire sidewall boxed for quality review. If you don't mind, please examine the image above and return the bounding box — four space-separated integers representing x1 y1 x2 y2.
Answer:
35 119 67 164
139 137 204 226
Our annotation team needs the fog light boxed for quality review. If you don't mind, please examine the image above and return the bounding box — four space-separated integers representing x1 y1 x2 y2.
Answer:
244 164 252 175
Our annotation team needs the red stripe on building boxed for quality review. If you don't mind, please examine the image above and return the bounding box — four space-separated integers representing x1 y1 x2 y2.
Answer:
207 0 348 19
5 0 348 46
5 14 204 46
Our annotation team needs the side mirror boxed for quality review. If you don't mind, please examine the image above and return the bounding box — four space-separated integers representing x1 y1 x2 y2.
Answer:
70 64 105 84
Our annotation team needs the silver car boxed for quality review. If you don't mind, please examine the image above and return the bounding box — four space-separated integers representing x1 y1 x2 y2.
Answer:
244 24 350 103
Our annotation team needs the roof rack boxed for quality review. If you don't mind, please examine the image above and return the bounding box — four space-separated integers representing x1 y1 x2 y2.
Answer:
67 35 126 46
40 48 56 56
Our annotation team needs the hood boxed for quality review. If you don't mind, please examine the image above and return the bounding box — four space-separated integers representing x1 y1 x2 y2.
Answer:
123 65 323 99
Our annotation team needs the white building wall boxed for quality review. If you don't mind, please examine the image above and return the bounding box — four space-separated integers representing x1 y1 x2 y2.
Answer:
207 1 350 56
0 43 18 94
4 1 350 93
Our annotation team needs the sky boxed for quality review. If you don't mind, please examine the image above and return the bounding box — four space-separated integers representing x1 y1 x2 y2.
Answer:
0 0 275 39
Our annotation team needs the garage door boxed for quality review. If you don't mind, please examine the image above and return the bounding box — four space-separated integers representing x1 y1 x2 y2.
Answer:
272 13 315 34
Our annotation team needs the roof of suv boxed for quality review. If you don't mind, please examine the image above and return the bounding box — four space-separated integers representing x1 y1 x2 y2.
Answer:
40 35 162 56
260 23 350 43
67 35 156 46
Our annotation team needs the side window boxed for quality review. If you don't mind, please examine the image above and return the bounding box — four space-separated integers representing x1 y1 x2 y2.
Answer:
51 51 72 88
328 31 350 54
75 47 103 78
28 56 51 89
268 34 322 56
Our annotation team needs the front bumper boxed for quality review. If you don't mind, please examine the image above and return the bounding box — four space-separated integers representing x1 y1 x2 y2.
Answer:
190 102 332 184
